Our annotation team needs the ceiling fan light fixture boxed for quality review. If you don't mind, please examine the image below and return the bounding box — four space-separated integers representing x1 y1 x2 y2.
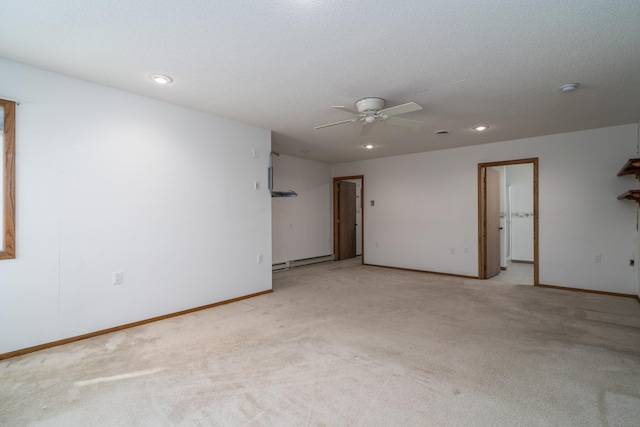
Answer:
151 74 173 84
473 125 489 131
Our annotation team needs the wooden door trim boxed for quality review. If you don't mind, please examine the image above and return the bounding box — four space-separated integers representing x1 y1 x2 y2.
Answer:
0 99 16 260
477 158 538 285
333 175 364 264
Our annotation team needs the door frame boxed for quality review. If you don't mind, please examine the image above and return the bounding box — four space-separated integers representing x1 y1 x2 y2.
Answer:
333 175 364 264
477 158 539 285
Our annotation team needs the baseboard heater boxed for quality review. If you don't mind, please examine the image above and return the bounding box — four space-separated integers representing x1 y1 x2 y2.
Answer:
272 261 290 272
272 254 334 272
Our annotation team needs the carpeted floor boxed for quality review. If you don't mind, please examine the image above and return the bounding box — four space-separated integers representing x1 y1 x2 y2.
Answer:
2 258 640 426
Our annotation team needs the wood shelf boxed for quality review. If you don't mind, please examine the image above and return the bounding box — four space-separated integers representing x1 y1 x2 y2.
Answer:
617 158 640 179
617 190 640 205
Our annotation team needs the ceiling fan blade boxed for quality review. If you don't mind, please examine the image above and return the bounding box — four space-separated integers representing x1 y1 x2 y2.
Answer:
314 118 357 129
384 116 424 129
332 106 360 115
359 121 375 136
378 102 423 117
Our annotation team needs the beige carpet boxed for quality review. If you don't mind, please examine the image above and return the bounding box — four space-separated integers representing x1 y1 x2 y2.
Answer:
2 258 640 426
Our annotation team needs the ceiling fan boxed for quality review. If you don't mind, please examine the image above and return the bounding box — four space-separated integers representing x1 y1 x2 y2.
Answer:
315 97 424 136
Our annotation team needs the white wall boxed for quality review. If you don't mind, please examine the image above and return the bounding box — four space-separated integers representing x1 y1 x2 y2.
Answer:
332 125 638 294
637 120 640 298
271 154 332 264
0 58 272 354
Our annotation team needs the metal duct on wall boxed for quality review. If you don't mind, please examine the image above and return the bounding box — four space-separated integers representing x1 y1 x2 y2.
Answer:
269 152 297 198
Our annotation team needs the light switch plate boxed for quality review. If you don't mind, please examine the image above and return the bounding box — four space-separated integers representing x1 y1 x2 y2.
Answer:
113 271 123 285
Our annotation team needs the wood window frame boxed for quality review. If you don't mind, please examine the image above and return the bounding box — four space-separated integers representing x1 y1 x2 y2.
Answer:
1 99 16 259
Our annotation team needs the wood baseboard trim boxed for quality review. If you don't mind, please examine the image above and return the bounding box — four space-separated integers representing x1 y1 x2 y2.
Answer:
536 283 638 301
0 289 273 361
511 260 534 264
500 267 507 271
364 263 478 279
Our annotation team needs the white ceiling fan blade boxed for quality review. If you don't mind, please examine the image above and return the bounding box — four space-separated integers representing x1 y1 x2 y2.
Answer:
359 121 375 136
379 102 423 117
384 116 424 129
314 118 357 129
332 106 360 115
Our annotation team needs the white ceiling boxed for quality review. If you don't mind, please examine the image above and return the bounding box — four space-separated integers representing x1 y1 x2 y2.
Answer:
1 0 639 163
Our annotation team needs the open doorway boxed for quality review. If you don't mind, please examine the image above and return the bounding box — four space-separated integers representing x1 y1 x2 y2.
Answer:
333 175 364 263
478 159 538 285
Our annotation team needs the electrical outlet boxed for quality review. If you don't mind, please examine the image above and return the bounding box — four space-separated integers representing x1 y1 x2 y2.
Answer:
252 148 259 158
113 271 123 285
594 253 601 263
257 254 263 264
630 259 635 266
254 181 260 190
370 200 375 206
450 247 456 255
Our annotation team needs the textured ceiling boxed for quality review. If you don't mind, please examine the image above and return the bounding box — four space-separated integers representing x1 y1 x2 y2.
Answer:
1 0 639 163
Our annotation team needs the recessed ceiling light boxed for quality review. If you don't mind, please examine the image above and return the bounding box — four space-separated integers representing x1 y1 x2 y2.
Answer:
435 130 450 135
559 83 579 92
364 144 376 149
151 74 173 84
473 126 489 131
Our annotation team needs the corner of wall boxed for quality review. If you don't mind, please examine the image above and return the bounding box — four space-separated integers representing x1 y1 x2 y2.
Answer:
637 120 640 298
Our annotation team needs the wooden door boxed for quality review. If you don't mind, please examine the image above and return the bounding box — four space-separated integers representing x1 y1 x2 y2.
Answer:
337 181 357 260
485 168 501 278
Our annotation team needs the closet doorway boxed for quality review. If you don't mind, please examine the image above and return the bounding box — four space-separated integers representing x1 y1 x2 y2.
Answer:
478 159 538 285
333 175 364 262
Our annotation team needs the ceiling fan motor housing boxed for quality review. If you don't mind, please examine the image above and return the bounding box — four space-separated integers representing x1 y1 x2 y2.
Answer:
356 97 385 113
